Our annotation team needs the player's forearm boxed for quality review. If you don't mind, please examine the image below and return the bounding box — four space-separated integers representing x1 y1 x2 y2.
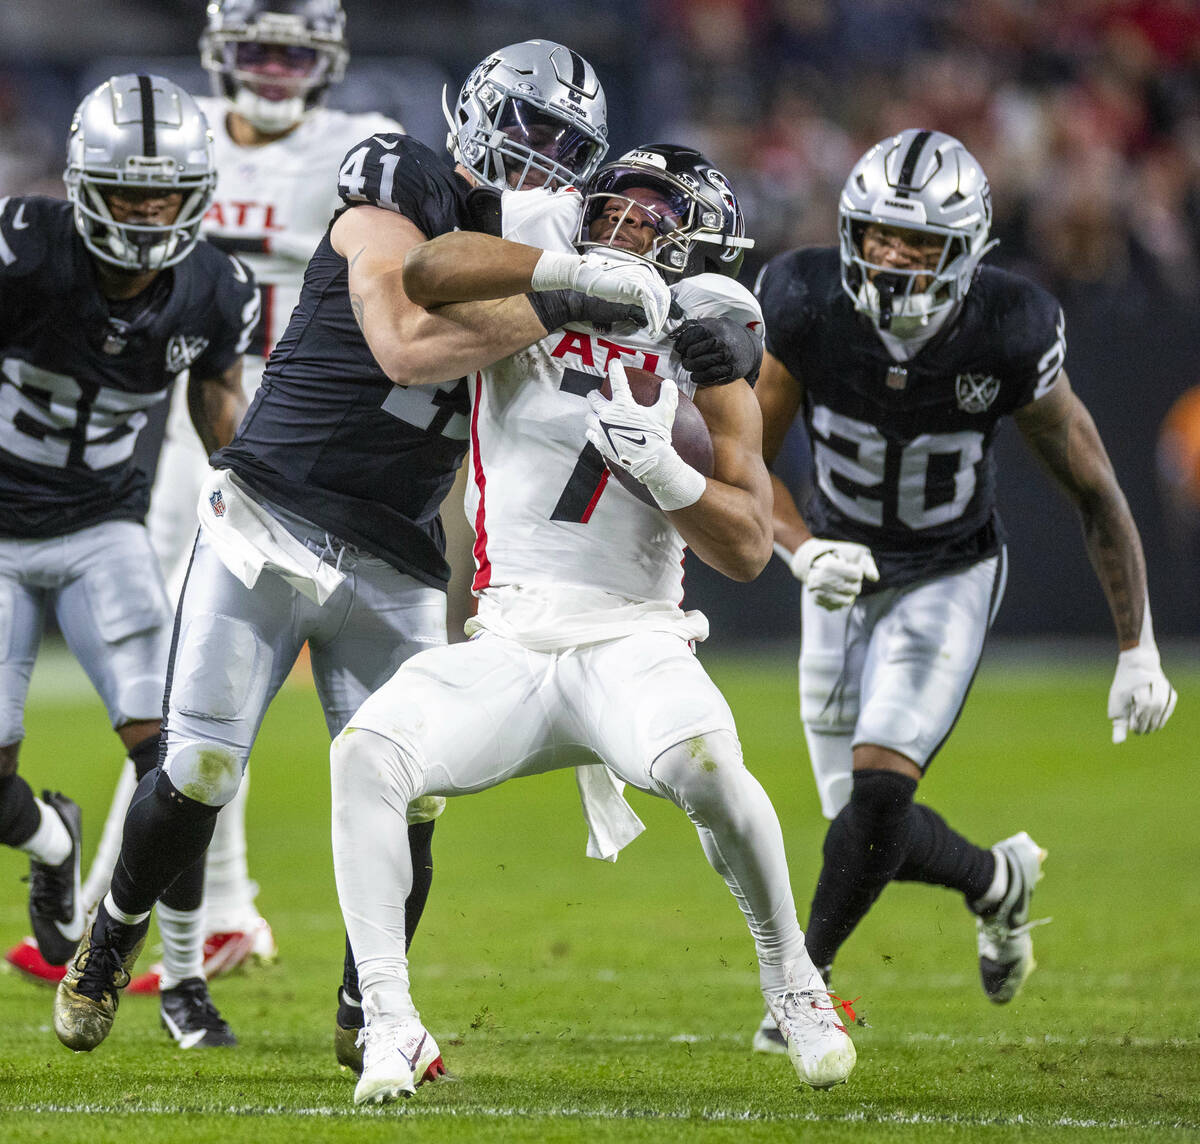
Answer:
189 375 247 454
1077 486 1148 649
381 295 547 386
770 473 815 554
403 232 543 306
669 483 773 581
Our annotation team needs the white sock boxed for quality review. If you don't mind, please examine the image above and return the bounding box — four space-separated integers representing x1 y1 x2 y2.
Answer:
975 849 1010 912
81 760 138 914
19 798 70 865
102 892 150 927
157 903 206 990
203 773 258 932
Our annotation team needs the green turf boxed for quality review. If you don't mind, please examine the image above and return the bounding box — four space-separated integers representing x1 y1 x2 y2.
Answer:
1 646 1197 1142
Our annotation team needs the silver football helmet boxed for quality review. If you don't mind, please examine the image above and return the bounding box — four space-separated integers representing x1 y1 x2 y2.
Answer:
578 143 754 284
444 40 608 192
839 129 996 342
201 0 349 134
64 74 217 272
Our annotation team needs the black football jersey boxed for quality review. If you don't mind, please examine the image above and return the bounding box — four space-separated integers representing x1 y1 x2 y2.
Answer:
757 247 1066 589
0 196 259 539
213 133 478 588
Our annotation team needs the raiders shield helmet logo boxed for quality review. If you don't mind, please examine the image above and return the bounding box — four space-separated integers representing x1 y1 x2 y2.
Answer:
165 335 210 373
955 372 1000 414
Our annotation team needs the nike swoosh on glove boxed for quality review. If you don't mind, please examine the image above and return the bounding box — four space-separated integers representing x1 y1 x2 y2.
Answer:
1108 645 1177 743
531 249 672 336
784 538 880 610
585 359 706 512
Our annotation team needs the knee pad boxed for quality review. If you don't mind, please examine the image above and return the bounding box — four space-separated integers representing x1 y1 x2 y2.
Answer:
648 729 745 810
331 727 423 809
162 740 244 808
127 731 163 780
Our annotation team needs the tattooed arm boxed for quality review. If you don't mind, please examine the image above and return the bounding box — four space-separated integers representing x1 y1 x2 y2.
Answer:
1013 370 1146 648
331 204 546 386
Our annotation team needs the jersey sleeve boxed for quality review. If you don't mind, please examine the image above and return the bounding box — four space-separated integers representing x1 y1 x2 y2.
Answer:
671 273 763 330
335 133 464 240
0 196 49 283
501 186 582 250
192 254 262 377
1002 277 1066 409
754 250 816 360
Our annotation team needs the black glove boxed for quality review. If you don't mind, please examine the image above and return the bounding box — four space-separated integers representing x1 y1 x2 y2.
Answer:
527 289 648 334
463 186 502 236
669 315 762 387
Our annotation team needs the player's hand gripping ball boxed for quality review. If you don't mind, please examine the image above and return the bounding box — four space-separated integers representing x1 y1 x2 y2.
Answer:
591 364 713 507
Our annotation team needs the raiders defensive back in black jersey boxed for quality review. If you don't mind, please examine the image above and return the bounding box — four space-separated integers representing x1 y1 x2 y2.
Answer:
756 246 1063 589
0 196 257 539
750 131 1174 1051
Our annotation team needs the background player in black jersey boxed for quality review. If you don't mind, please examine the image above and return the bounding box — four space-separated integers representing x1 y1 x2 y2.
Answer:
751 130 1177 1050
51 40 677 1067
0 74 257 1039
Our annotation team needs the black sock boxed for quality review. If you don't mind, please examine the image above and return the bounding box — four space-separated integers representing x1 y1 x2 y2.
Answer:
405 819 435 949
895 803 995 904
160 853 206 913
341 819 437 1004
806 769 918 968
127 732 162 780
0 772 41 848
109 770 219 916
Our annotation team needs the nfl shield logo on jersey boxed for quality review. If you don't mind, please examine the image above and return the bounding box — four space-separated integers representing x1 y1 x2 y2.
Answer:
208 489 226 518
955 372 1001 414
165 334 210 373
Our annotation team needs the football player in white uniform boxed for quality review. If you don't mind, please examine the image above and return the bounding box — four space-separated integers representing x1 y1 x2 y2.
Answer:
328 144 857 1106
750 130 1177 1049
87 0 404 991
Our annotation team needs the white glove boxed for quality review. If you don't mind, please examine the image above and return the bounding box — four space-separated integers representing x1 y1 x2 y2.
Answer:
1108 644 1177 743
531 249 672 337
585 359 706 512
780 537 880 610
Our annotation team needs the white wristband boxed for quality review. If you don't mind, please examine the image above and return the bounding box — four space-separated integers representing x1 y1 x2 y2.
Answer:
530 249 583 293
639 448 707 513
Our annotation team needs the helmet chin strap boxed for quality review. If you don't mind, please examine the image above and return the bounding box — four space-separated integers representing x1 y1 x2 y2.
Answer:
232 88 306 134
856 276 954 344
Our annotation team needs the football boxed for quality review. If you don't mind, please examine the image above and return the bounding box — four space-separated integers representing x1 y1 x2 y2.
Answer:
598 367 714 508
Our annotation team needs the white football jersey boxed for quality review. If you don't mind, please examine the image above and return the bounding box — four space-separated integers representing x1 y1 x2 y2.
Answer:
197 98 402 360
466 189 763 618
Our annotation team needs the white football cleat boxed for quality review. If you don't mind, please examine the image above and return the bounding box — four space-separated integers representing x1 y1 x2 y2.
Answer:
974 831 1049 1003
751 1009 788 1055
353 1017 446 1106
765 975 856 1089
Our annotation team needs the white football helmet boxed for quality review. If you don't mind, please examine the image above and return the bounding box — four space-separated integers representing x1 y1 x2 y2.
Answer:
200 0 348 134
64 74 216 272
839 129 997 342
444 40 608 191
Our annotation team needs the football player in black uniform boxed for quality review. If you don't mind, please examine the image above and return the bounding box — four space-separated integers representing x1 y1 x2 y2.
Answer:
52 40 674 1066
751 130 1177 1049
0 74 256 1036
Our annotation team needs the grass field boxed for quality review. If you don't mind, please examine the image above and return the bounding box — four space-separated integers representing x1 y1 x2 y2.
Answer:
0 642 1197 1143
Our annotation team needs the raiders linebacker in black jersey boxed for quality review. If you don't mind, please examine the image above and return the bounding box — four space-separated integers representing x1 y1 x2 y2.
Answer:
751 131 1175 1046
53 40 686 1065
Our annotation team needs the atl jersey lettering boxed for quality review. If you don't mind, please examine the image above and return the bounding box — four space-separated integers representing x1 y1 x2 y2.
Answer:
0 196 258 538
469 272 763 603
214 134 476 587
756 246 1065 588
197 98 402 362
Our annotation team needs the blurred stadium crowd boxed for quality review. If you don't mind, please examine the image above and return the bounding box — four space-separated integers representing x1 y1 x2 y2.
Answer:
0 0 1197 634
